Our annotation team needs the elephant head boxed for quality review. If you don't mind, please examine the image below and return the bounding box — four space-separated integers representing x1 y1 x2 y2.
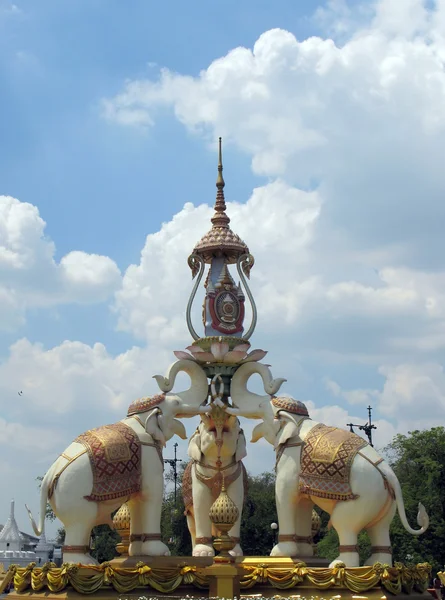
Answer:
227 362 308 448
131 360 211 447
188 410 247 463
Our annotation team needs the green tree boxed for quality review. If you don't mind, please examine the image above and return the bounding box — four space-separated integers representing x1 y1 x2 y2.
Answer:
241 471 277 555
90 525 120 563
317 526 371 565
384 427 445 573
161 462 192 556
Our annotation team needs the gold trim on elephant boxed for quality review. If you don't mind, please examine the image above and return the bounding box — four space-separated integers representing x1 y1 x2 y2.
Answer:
182 460 248 515
371 545 392 554
129 533 162 542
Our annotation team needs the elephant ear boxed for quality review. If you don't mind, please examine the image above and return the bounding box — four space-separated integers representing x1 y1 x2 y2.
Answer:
251 422 266 443
188 430 202 461
171 418 187 440
235 427 247 462
145 408 166 447
274 412 299 450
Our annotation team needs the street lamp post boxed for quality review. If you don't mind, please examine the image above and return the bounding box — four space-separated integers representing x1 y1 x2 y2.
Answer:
163 442 183 503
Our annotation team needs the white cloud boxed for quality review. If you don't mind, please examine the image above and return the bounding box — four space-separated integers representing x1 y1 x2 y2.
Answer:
102 3 445 267
324 361 445 439
0 418 63 453
0 338 172 416
0 196 121 329
114 181 322 343
101 2 445 363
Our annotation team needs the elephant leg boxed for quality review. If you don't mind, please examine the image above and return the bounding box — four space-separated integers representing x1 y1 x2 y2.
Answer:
329 503 361 567
365 501 396 566
128 498 144 556
271 461 298 557
227 478 244 557
133 474 170 556
294 497 314 557
139 484 171 557
63 514 98 565
191 473 214 557
186 508 196 548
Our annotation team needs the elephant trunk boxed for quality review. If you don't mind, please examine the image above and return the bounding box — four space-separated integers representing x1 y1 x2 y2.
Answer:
153 359 210 412
229 362 273 418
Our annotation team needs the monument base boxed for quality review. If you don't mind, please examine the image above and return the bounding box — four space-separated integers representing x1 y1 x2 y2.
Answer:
3 557 432 600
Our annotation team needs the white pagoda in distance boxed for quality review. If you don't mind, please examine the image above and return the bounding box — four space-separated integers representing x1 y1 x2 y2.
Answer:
0 500 52 568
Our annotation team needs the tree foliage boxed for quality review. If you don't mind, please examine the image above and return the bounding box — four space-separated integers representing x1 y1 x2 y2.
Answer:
316 526 371 564
385 427 445 573
240 472 277 555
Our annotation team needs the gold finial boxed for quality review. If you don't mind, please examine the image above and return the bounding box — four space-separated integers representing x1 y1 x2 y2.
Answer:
191 136 249 264
212 137 229 228
216 137 225 190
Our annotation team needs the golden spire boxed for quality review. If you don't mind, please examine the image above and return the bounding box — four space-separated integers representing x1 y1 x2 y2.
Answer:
212 137 230 229
192 137 249 264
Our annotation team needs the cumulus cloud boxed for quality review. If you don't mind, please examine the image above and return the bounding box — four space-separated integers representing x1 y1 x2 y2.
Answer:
113 181 445 361
102 0 445 364
0 196 121 329
103 2 445 268
323 360 445 439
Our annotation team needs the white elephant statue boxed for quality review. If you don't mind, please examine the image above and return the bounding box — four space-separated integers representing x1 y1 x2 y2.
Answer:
26 360 210 565
182 405 247 557
228 362 429 568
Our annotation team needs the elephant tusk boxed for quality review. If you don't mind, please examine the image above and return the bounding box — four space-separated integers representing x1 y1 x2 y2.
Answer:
225 407 240 415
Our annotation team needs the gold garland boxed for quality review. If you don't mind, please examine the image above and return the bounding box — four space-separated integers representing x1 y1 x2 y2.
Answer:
6 561 431 596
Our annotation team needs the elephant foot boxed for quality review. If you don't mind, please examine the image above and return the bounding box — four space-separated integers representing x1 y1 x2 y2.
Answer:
128 541 143 557
365 553 393 567
330 555 359 568
270 542 298 557
63 553 98 565
229 544 243 557
193 544 215 557
141 540 171 556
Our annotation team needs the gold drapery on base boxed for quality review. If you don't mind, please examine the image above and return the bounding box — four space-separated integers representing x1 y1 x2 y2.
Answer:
5 559 431 598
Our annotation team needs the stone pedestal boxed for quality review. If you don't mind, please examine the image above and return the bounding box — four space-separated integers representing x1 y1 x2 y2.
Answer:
206 562 240 599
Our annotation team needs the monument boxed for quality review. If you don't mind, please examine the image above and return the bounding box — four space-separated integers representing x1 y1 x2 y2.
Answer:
0 140 432 599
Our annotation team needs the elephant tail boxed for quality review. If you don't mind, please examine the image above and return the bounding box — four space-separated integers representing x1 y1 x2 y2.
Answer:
383 465 429 535
25 467 52 536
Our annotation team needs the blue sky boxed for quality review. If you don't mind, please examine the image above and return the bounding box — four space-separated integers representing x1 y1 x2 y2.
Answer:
2 0 445 539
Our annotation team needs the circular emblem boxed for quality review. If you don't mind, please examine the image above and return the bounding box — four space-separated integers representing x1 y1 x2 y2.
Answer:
215 291 240 326
272 396 309 417
127 394 165 416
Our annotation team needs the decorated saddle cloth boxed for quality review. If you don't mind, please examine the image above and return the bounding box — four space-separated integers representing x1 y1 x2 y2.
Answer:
299 423 367 501
182 461 248 515
75 422 141 502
